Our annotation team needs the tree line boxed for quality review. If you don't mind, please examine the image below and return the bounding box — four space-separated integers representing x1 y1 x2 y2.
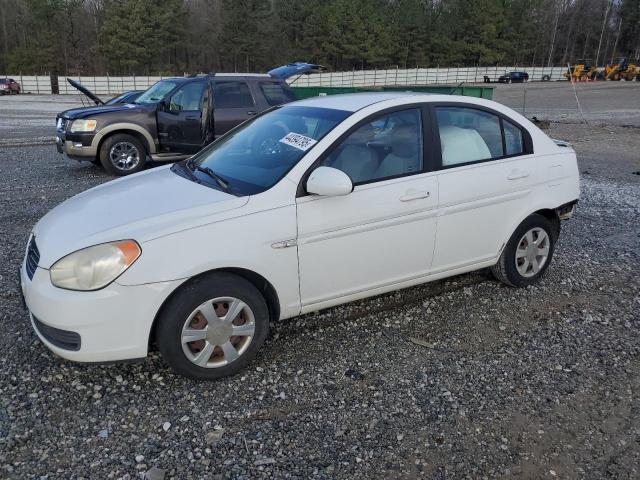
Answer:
0 0 638 75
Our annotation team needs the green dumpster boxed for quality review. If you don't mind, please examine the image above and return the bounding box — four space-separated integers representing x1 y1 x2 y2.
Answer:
291 84 494 100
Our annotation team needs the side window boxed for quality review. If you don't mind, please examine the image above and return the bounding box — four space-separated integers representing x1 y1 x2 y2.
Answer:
213 81 255 108
503 119 524 155
322 108 423 185
169 81 205 112
259 82 296 106
436 107 503 166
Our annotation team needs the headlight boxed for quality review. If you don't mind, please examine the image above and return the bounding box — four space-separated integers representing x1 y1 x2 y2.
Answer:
69 119 97 133
50 240 141 291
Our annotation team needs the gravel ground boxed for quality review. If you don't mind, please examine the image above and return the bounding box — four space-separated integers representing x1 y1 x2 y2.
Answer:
493 81 640 127
0 93 639 479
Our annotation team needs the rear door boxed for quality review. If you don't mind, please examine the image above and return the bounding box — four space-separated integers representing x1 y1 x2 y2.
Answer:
213 79 257 137
431 104 536 272
157 80 206 153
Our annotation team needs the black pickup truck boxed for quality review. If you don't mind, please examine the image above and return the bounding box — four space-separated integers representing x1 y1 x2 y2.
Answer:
56 63 323 175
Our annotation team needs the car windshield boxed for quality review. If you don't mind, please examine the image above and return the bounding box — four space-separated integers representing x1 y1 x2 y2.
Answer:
181 106 350 196
134 80 178 104
0 79 7 84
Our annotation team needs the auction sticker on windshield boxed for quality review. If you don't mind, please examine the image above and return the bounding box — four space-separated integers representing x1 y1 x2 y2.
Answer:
279 132 317 151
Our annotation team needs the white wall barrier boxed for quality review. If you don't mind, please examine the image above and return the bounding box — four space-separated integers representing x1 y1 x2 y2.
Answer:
289 66 566 87
2 67 567 94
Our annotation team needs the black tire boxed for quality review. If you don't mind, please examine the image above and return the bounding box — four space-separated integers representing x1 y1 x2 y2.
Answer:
99 133 147 176
155 272 270 380
491 214 556 288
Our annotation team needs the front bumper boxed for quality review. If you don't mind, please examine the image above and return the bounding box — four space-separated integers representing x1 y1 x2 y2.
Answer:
56 130 97 160
20 261 183 363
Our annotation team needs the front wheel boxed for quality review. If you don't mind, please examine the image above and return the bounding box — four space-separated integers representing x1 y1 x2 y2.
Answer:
491 214 556 287
155 272 270 380
99 133 147 176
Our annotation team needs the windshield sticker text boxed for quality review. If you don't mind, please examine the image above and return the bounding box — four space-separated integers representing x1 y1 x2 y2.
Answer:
279 132 317 151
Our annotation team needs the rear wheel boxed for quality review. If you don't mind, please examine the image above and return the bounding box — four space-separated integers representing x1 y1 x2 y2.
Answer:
491 214 555 287
99 133 147 176
155 272 270 380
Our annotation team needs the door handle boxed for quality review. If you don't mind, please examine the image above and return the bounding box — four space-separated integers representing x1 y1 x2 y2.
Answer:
507 170 530 180
400 190 430 202
247 111 257 115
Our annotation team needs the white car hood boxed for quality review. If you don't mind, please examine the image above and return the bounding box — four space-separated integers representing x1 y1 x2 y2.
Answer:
34 166 248 268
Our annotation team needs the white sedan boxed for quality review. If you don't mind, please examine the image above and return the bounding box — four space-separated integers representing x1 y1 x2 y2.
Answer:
20 92 579 380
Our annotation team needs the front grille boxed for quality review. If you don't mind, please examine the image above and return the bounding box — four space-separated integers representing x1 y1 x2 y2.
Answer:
32 315 81 351
25 237 40 280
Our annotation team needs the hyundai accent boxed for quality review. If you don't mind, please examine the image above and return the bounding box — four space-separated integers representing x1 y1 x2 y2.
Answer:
21 92 579 380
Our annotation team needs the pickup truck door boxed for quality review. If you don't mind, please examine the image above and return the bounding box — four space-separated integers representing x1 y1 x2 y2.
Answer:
212 79 257 137
157 80 206 154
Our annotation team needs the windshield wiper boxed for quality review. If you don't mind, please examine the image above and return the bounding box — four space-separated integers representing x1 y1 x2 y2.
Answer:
194 164 229 191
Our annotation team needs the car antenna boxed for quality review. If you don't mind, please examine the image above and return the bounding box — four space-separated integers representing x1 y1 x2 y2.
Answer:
566 63 589 127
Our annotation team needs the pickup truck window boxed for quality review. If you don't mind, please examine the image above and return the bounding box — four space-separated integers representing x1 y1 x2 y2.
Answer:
259 82 296 106
136 80 179 104
214 81 254 108
181 105 350 196
169 81 205 111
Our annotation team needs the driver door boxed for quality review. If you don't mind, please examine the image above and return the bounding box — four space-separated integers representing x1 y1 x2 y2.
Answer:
157 80 206 153
295 107 439 311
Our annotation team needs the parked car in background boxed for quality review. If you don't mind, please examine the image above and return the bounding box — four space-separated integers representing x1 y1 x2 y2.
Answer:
55 63 324 176
0 78 21 94
23 92 579 380
498 71 529 83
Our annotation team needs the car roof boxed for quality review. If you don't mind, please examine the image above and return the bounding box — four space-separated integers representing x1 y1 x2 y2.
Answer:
290 92 430 112
161 73 273 83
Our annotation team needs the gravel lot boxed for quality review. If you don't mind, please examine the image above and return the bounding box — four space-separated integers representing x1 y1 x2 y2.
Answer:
1 85 639 479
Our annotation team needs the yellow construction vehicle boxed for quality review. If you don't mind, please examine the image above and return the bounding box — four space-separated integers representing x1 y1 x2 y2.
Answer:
621 63 640 81
563 59 599 81
605 58 640 81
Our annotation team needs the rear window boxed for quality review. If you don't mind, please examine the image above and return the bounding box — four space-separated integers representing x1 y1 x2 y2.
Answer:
435 106 529 167
259 82 296 106
503 120 524 155
214 81 254 108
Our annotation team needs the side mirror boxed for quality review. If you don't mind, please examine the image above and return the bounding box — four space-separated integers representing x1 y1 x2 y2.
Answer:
306 166 353 197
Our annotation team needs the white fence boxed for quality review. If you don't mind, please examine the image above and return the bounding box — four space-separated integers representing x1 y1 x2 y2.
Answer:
290 66 566 87
1 67 567 94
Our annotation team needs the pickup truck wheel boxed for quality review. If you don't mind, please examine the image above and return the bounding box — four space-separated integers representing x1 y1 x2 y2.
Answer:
100 133 147 176
491 214 555 287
